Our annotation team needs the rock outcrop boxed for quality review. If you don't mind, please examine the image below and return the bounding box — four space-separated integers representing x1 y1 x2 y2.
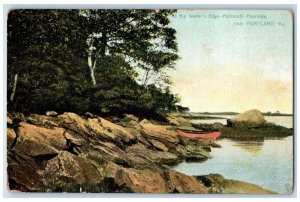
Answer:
197 174 276 194
6 112 274 194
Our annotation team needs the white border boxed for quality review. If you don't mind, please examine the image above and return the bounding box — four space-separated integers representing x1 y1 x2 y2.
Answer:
1 1 298 201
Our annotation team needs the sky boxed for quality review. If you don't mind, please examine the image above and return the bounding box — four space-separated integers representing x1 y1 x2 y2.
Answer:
169 10 293 114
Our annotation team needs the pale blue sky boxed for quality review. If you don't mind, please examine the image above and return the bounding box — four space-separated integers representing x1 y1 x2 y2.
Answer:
169 10 293 113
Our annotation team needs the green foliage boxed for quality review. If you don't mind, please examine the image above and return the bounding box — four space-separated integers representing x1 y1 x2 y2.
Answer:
7 9 180 116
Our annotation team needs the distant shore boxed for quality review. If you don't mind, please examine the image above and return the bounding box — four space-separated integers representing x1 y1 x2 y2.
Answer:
177 112 293 121
191 112 293 116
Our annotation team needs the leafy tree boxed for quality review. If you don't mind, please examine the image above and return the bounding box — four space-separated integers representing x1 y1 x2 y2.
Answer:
83 9 179 86
7 9 180 116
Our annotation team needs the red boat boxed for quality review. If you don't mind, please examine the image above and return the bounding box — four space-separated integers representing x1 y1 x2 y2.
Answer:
177 129 221 141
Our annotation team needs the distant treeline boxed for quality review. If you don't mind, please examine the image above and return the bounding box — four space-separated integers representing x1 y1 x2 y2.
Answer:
7 10 180 117
195 112 293 116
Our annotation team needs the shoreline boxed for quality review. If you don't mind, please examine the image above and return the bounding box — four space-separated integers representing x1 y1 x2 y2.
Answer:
6 111 283 194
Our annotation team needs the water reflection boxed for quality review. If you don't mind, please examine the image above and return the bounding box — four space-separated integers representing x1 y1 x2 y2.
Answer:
172 136 293 193
232 140 264 157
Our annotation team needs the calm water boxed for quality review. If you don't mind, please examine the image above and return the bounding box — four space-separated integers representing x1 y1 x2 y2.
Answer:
173 116 294 193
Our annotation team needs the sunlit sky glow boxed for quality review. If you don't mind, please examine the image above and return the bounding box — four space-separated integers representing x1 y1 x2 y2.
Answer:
169 10 293 113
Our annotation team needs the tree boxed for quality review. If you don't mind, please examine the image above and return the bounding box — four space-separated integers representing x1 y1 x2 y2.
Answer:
82 9 179 86
7 9 180 116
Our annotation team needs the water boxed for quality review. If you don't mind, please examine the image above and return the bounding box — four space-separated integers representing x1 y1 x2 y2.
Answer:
173 116 294 193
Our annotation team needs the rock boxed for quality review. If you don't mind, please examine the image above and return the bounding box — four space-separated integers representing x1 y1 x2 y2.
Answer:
168 170 208 193
26 114 60 128
126 143 180 165
123 114 139 122
7 117 13 125
192 122 224 131
14 139 59 157
46 111 58 116
115 168 170 193
6 112 221 193
197 174 276 194
102 161 122 179
220 123 292 139
84 112 97 118
165 114 192 126
175 137 213 160
57 112 97 140
231 109 266 128
124 153 163 173
44 151 102 184
7 150 44 191
18 122 67 150
64 131 85 146
7 128 16 148
211 122 225 130
97 118 136 144
88 141 126 163
140 121 179 148
149 139 169 151
175 144 211 161
57 112 136 146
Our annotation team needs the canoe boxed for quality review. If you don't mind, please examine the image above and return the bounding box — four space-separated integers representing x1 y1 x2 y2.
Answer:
177 129 221 141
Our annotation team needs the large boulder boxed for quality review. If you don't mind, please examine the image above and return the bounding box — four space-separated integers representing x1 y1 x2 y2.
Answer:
229 109 266 128
115 168 170 193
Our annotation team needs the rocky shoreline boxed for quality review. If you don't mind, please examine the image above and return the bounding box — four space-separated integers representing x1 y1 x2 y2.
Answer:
7 111 279 193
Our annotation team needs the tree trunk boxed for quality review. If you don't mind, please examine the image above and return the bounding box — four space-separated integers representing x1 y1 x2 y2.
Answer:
88 51 97 85
143 69 151 86
10 74 18 102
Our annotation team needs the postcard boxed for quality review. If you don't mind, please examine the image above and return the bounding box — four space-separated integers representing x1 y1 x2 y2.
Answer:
6 9 293 194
